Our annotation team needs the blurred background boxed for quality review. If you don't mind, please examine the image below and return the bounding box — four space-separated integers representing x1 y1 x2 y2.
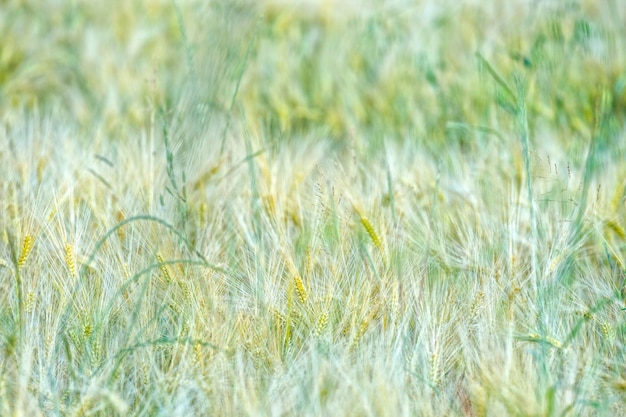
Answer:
1 0 625 156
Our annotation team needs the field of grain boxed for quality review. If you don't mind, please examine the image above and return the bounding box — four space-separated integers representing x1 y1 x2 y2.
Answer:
1 1 625 415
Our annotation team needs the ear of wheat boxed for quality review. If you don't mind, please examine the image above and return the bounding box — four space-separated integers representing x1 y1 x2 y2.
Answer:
293 274 308 304
156 253 172 283
18 234 34 269
358 212 383 252
65 243 76 278
314 311 328 338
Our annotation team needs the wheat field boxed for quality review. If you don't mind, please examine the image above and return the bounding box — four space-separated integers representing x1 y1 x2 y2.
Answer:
1 0 625 416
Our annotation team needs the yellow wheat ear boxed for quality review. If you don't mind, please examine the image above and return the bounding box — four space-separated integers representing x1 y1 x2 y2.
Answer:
314 311 328 338
65 243 76 278
293 274 308 304
116 210 126 242
281 249 308 304
351 203 386 262
352 199 383 249
156 253 172 283
18 234 34 269
358 213 383 252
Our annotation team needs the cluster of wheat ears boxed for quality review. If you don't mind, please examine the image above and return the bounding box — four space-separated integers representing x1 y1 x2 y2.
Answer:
1 0 626 416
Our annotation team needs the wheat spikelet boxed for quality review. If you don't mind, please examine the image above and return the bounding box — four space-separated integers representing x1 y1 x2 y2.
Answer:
73 396 96 417
83 320 93 339
293 274 308 304
350 317 369 350
469 291 485 321
193 161 223 191
429 350 441 389
116 210 126 241
68 329 82 354
272 308 286 325
520 333 562 349
24 291 34 313
18 234 34 268
180 280 192 302
314 311 329 338
389 284 401 325
199 202 207 229
169 301 183 316
547 251 566 274
91 339 101 369
282 250 307 304
193 340 203 365
600 321 615 344
357 211 383 252
544 335 563 349
122 263 130 279
605 219 626 240
156 253 171 283
45 333 54 358
65 243 76 278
